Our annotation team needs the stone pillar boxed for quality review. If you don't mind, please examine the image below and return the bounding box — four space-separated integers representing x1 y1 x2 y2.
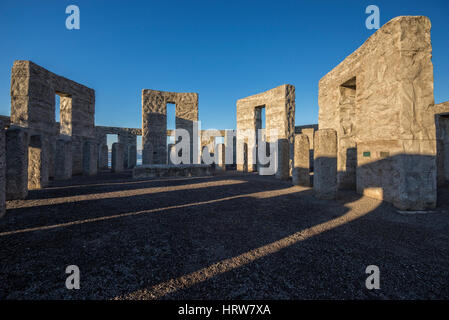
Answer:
55 137 72 180
28 135 49 190
224 130 236 169
98 143 109 169
275 139 289 180
142 142 153 165
292 134 310 186
82 140 98 176
313 129 337 199
216 143 226 171
5 127 29 200
128 144 137 169
0 121 6 218
112 143 124 172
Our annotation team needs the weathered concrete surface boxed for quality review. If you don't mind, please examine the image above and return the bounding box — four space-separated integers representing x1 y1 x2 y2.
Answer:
128 145 137 169
313 129 337 199
11 61 95 176
27 135 49 190
318 16 436 210
112 143 124 173
292 134 310 186
236 85 295 173
0 121 5 218
434 101 449 186
5 127 29 200
133 164 212 179
275 139 290 180
55 137 72 180
216 143 226 171
82 140 98 176
98 144 109 169
142 90 198 164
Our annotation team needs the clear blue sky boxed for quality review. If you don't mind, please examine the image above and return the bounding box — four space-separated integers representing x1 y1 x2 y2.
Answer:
0 0 448 130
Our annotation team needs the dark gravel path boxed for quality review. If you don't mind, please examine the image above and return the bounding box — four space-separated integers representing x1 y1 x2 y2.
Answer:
1 170 449 299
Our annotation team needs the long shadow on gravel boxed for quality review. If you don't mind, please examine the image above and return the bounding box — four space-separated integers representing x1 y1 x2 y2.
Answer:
1 173 449 299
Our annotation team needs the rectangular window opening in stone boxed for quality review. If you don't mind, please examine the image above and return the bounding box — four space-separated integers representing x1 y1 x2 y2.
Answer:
338 76 357 190
107 134 118 168
255 105 267 171
167 102 176 145
136 135 142 166
55 94 61 125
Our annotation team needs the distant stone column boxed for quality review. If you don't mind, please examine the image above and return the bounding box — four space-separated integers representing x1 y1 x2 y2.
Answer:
98 144 109 169
292 134 310 186
224 130 236 169
128 145 137 169
55 137 72 180
313 129 337 199
5 127 29 200
112 143 124 172
216 143 226 171
82 140 98 176
275 139 289 180
28 134 49 190
142 142 153 165
0 121 6 218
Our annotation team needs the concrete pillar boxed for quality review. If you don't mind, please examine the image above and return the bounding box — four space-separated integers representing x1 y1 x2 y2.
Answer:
98 143 109 169
82 140 98 176
128 144 137 169
224 130 236 169
216 143 226 171
313 129 337 199
142 142 153 165
112 142 124 172
0 122 6 218
275 139 289 180
55 137 72 180
5 127 29 200
292 134 310 186
28 135 49 190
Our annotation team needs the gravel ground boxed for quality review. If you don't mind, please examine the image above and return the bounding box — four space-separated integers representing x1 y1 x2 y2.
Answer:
1 170 449 299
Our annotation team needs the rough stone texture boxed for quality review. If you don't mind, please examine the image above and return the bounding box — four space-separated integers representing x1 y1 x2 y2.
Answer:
142 90 198 164
292 134 310 186
0 121 5 218
434 101 449 186
11 61 95 177
236 84 295 173
112 143 124 173
216 143 226 171
133 164 212 179
318 16 436 210
55 137 72 180
82 140 98 176
224 130 236 169
128 144 137 169
27 135 49 190
5 127 29 200
95 126 138 169
98 144 109 169
313 129 337 199
275 139 290 180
